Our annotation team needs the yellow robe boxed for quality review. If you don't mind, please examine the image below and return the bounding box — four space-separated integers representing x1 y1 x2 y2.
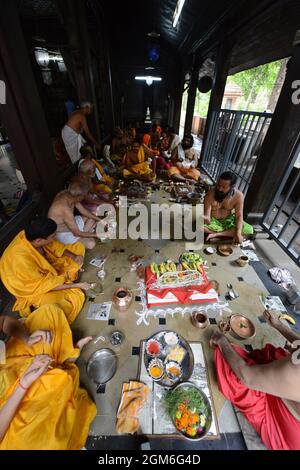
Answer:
0 304 96 450
93 159 113 194
123 146 154 179
0 231 85 324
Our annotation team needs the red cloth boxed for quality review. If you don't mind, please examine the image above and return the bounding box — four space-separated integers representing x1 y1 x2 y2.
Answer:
215 344 300 450
145 266 216 306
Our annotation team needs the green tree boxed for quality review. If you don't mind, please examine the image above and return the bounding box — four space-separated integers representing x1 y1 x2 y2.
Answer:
228 59 284 111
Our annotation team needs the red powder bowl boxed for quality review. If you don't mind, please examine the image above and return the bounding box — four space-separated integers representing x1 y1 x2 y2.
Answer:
146 339 161 357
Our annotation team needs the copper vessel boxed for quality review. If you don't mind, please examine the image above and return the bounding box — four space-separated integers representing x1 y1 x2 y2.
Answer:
112 287 133 312
218 314 256 340
191 311 209 329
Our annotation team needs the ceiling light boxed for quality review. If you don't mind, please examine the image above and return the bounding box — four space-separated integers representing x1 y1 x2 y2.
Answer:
135 76 162 86
34 47 49 67
173 0 186 28
145 67 155 70
32 36 46 43
147 31 160 38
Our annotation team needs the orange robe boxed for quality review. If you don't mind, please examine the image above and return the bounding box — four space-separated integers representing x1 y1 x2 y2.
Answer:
0 304 96 449
92 158 113 194
0 231 85 324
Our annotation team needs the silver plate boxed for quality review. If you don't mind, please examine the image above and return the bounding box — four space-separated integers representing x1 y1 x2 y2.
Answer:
86 348 118 384
169 382 212 441
144 330 194 388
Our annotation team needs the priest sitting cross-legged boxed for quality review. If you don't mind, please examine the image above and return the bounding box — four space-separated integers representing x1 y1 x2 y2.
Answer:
79 144 114 195
0 304 96 450
0 217 91 324
204 171 253 244
123 139 155 182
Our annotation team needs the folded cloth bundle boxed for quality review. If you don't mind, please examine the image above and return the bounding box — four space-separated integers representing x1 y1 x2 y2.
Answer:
269 267 295 287
116 381 149 434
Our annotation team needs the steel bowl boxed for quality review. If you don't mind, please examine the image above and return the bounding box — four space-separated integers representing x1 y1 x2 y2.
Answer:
109 331 124 346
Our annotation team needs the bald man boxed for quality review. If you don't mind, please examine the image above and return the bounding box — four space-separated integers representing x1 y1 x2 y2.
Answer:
62 101 100 164
77 161 110 214
48 180 100 249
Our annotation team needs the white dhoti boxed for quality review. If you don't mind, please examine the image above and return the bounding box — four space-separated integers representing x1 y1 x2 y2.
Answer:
62 125 86 164
56 216 85 244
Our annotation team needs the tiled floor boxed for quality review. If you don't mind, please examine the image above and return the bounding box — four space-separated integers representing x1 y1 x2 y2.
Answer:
1 179 298 451
86 432 246 450
70 187 292 450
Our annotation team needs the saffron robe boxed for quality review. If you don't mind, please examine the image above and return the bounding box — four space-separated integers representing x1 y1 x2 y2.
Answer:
0 304 96 449
0 231 85 324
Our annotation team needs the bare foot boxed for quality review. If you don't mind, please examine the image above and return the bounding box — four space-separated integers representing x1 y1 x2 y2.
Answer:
75 336 93 351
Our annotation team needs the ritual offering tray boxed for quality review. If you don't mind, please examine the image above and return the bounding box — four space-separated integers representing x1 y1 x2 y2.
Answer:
144 330 194 388
164 382 212 440
119 180 149 199
146 253 218 307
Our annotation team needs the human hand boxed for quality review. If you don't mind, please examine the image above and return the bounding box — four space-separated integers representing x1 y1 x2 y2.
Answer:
75 282 92 292
234 232 243 245
210 329 227 347
263 309 281 329
26 330 53 346
73 255 84 265
19 355 53 389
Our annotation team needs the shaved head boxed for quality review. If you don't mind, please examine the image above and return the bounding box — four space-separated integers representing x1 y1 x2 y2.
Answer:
79 159 95 175
68 178 89 197
80 101 92 109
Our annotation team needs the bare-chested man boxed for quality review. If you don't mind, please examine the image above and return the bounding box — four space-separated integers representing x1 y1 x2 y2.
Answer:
48 180 100 250
77 161 111 214
204 171 253 244
168 134 200 182
211 309 300 449
62 101 100 164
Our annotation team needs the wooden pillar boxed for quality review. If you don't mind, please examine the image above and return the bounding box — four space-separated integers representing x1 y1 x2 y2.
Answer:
200 41 232 161
56 0 101 140
0 1 61 201
106 46 115 132
184 56 202 135
245 41 300 221
172 66 185 133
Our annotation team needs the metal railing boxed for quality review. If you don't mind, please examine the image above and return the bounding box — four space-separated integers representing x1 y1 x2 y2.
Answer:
262 138 300 266
201 109 272 194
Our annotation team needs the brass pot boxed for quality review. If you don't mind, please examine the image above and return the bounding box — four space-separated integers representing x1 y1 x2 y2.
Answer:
112 287 133 312
236 255 249 267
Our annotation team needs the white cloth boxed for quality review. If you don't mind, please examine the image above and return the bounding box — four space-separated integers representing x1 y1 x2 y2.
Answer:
62 125 86 164
56 215 85 245
269 267 295 287
103 144 115 168
176 144 198 169
169 134 181 154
